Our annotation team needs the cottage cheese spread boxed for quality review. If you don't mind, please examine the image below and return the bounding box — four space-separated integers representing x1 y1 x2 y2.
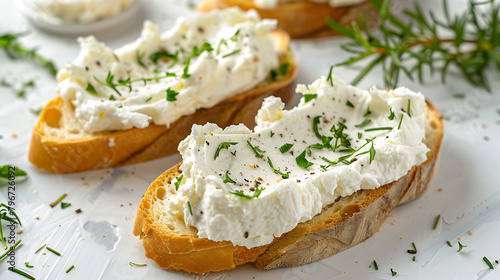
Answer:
254 0 366 9
31 0 135 24
57 8 279 132
169 75 429 248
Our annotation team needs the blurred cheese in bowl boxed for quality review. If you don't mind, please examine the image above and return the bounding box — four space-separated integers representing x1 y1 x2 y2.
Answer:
16 0 141 35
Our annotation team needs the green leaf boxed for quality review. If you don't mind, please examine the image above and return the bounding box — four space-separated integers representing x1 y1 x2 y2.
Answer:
166 88 180 101
296 151 313 169
61 202 71 209
304 94 317 103
279 143 293 153
86 83 98 95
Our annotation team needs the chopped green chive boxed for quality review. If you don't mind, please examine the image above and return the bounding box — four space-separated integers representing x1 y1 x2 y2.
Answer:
270 131 274 137
223 170 236 184
407 99 411 117
129 262 147 266
145 97 152 103
457 241 467 252
187 201 193 215
8 267 35 280
373 260 378 270
446 241 452 247
358 132 363 139
346 100 355 108
398 114 404 129
50 193 67 208
407 242 417 254
109 94 116 100
355 119 372 128
222 49 241 58
413 256 416 261
46 246 61 256
65 265 75 273
174 174 183 191
0 240 21 261
483 257 494 269
25 262 33 268
214 142 238 160
364 127 393 132
35 243 46 254
391 268 397 276
304 94 317 103
433 214 441 229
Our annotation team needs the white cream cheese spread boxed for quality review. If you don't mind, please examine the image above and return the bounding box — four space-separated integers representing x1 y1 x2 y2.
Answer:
254 0 366 9
57 8 279 132
169 75 429 248
31 0 135 24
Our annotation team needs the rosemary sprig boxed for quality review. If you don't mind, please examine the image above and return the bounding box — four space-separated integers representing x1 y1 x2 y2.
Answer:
0 33 57 76
328 0 500 91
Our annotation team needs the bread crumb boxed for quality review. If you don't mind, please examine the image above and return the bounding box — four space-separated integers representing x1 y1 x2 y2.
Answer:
17 229 22 234
34 215 40 220
437 188 443 192
11 133 17 138
83 182 88 185
468 231 472 235
43 253 46 255
355 261 359 264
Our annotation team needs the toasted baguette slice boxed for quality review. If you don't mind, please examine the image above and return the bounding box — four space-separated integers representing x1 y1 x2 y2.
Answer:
133 101 443 273
28 30 297 174
198 0 378 38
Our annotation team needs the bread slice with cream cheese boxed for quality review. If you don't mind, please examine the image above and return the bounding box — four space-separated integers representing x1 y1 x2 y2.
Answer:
28 11 297 174
198 0 379 38
133 78 443 273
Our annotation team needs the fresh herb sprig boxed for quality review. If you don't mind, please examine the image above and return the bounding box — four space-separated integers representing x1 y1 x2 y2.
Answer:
0 33 57 76
267 156 290 179
214 142 238 160
327 0 500 91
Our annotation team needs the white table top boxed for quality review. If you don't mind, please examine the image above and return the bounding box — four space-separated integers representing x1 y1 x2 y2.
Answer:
1 0 499 279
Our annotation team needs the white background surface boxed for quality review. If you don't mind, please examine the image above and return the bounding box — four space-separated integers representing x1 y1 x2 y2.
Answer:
1 0 500 279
